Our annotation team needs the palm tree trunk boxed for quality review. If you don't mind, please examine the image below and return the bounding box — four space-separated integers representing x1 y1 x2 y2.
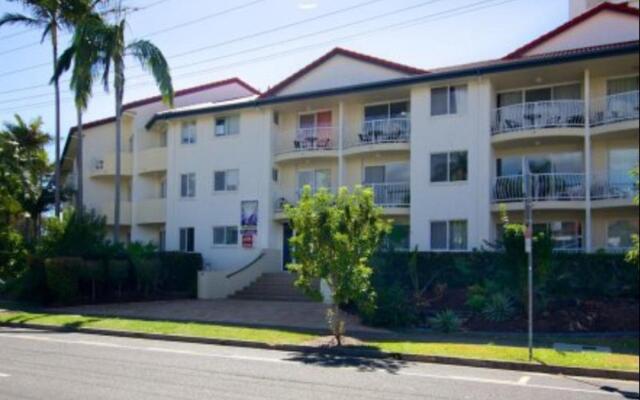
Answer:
76 106 84 211
51 22 61 218
113 60 124 244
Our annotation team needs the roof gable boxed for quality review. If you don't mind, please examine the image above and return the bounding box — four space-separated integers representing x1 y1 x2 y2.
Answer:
505 2 639 59
261 47 426 98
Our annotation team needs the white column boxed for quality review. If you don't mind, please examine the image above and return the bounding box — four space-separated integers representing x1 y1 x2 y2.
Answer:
584 69 592 253
337 101 345 188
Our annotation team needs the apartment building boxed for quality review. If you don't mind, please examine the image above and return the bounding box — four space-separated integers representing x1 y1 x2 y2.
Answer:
61 2 639 288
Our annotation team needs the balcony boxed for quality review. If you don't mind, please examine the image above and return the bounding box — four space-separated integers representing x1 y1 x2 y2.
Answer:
136 198 166 224
273 126 338 162
492 173 586 208
137 146 167 174
590 90 639 132
344 118 410 155
591 172 637 207
491 100 585 139
90 151 132 178
364 182 410 207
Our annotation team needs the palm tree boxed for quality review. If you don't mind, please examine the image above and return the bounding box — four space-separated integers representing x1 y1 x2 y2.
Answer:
72 11 174 243
0 0 88 218
53 7 105 211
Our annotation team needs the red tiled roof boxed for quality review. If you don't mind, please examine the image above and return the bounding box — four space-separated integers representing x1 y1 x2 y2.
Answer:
69 77 259 133
504 1 640 59
260 47 428 98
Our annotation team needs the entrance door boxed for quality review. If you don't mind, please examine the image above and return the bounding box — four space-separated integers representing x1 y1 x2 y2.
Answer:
282 223 293 271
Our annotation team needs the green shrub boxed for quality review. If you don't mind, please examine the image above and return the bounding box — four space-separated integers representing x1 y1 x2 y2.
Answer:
429 309 462 333
2 257 48 304
107 259 130 298
482 293 516 322
157 252 203 295
39 209 107 258
80 259 106 302
0 227 27 281
465 284 487 314
134 257 160 296
364 283 416 328
45 257 84 304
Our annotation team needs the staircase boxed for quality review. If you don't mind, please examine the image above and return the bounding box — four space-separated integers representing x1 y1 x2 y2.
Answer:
230 272 316 302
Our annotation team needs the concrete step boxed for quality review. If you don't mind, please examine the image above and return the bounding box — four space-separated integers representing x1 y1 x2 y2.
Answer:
229 272 318 302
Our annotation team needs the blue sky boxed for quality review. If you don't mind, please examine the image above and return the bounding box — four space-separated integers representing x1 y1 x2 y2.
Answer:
0 0 567 158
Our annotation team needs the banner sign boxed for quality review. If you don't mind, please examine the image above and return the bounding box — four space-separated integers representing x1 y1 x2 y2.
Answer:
241 201 258 248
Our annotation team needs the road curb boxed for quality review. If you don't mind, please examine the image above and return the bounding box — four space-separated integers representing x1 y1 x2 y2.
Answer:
2 321 638 382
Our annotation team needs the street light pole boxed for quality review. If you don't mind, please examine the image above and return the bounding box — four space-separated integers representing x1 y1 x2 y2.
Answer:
524 167 534 362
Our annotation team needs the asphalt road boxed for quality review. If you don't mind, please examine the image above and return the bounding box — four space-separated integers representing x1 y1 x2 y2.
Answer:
0 327 638 400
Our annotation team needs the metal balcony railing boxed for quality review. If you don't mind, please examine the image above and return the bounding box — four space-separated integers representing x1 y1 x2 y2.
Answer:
590 90 640 126
491 100 585 135
346 117 410 147
363 182 410 207
492 173 586 202
591 172 638 200
274 126 337 155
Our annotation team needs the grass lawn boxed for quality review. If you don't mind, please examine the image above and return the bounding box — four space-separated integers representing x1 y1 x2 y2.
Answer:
1 310 637 372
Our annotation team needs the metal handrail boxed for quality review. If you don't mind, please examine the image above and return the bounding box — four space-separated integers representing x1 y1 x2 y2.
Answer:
492 173 586 202
590 90 640 126
491 100 585 135
363 182 410 207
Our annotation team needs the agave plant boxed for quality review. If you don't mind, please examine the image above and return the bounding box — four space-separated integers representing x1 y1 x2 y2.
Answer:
482 293 516 322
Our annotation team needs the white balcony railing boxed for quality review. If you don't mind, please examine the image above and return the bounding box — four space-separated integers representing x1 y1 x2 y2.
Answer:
364 182 410 207
274 126 337 155
492 173 586 202
273 186 335 212
347 118 410 147
591 171 638 200
590 90 640 126
491 100 585 135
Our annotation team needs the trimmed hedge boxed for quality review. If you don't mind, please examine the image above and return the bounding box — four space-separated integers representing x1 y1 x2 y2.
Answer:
45 257 84 304
157 251 203 296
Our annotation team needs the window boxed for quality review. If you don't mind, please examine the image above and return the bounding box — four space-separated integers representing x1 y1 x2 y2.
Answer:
608 148 639 186
364 163 409 184
607 76 639 95
213 226 238 246
431 85 467 116
364 101 409 120
497 83 582 107
430 151 468 182
607 220 637 250
180 173 196 198
181 121 197 144
431 220 468 250
496 153 583 176
159 178 167 199
213 169 239 192
297 169 331 194
179 227 194 252
158 230 166 251
215 115 240 136
272 168 279 182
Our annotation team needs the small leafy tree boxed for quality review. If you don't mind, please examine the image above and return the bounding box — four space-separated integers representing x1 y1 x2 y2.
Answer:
285 185 391 345
626 167 639 266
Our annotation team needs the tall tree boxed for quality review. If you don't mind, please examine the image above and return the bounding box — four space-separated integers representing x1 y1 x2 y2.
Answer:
73 8 174 243
53 4 106 211
0 115 52 241
0 0 86 218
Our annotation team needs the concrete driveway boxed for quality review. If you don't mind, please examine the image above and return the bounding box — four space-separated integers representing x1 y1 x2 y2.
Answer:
51 299 388 335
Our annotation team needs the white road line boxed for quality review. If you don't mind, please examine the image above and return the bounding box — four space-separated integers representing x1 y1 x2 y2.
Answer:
518 376 531 385
0 372 10 378
0 332 632 398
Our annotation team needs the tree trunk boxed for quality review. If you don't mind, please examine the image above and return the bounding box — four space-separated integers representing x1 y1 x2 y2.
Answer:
113 59 124 244
51 22 61 217
76 107 84 211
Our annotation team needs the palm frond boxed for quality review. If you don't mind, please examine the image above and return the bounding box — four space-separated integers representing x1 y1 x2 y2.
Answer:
126 39 174 106
0 12 44 28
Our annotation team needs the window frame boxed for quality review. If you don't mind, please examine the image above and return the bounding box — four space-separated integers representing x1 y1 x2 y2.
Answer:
180 121 197 144
180 173 196 198
179 227 195 252
430 151 468 183
213 169 239 193
430 84 468 116
212 225 239 247
430 220 469 251
214 115 240 137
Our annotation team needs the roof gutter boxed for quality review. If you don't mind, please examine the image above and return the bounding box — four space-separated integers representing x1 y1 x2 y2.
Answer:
142 42 634 129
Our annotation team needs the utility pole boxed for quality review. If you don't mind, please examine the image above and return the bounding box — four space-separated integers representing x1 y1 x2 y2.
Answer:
523 165 534 362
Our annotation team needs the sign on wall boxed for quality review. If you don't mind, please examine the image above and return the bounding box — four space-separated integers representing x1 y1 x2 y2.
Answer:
241 200 258 248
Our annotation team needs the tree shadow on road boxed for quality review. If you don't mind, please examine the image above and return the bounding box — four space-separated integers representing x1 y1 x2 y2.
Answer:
285 350 407 374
